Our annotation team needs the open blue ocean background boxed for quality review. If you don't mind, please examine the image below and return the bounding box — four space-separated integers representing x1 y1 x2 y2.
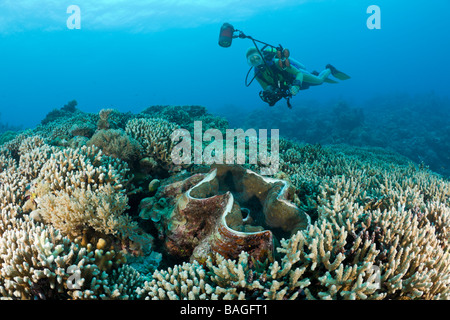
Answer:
1 0 449 175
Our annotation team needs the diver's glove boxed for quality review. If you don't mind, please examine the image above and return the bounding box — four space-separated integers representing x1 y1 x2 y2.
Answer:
290 80 302 95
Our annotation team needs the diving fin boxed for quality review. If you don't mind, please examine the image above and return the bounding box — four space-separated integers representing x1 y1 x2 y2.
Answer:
324 78 338 84
326 64 351 80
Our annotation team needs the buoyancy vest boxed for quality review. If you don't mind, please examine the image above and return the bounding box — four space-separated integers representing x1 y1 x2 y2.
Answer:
254 49 298 89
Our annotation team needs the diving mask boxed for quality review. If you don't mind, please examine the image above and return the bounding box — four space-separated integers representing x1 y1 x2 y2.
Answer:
247 53 263 67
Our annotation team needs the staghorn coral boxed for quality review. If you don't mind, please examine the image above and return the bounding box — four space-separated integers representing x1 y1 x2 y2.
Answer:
137 139 450 300
0 153 27 215
22 142 152 255
0 216 140 300
138 197 449 300
0 129 147 300
136 234 311 300
276 141 450 299
3 134 148 258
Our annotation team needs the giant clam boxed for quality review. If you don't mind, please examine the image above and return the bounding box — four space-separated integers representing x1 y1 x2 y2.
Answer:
139 165 310 263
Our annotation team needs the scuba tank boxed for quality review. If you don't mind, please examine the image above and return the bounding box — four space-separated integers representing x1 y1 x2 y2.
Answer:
218 23 235 48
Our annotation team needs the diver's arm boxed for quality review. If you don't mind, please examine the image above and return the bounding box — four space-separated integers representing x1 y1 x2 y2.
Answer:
285 63 303 81
286 65 304 87
289 57 306 70
282 63 303 95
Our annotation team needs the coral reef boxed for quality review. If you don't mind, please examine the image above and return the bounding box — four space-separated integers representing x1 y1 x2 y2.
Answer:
0 104 449 300
41 100 79 125
97 108 134 131
242 93 450 178
137 142 450 300
141 105 229 136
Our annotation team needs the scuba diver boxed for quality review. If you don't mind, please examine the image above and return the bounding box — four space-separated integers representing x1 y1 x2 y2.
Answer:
246 46 351 108
218 22 351 108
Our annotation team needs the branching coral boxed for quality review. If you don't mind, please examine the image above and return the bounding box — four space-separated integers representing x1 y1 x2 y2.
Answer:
276 142 450 299
136 234 311 300
0 138 147 300
97 108 133 130
34 144 131 194
35 183 136 239
0 216 142 300
137 140 450 300
87 129 143 164
125 118 179 172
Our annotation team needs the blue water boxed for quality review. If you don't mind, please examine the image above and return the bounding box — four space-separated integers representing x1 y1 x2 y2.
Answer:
0 0 449 129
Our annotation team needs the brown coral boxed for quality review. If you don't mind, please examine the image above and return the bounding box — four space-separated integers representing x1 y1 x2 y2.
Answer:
87 129 143 163
35 183 134 239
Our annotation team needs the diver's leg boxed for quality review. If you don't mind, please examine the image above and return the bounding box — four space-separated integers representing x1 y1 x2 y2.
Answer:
302 68 331 85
